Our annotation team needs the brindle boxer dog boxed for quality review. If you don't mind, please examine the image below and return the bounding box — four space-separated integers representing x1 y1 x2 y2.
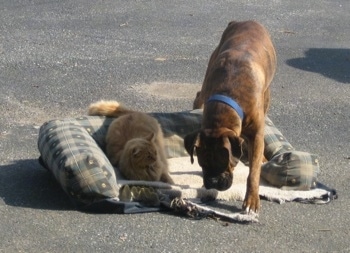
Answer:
184 20 276 213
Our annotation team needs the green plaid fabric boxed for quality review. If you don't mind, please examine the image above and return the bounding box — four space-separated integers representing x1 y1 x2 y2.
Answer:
37 111 203 209
150 110 202 158
261 117 319 190
37 110 319 209
263 117 294 159
261 151 319 190
37 118 119 207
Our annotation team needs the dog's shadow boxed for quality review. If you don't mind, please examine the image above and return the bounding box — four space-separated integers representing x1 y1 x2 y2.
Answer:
286 48 350 84
0 159 73 210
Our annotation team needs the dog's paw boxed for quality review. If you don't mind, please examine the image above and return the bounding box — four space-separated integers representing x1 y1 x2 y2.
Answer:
242 194 261 214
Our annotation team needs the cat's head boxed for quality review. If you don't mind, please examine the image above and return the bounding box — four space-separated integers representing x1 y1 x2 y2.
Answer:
124 133 158 167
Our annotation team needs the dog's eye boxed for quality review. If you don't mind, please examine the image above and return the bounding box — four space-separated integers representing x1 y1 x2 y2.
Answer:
214 150 229 172
196 146 228 173
195 147 209 165
195 147 205 158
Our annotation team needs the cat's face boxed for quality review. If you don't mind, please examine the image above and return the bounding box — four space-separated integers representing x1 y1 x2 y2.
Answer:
125 138 158 168
122 137 161 181
132 144 157 167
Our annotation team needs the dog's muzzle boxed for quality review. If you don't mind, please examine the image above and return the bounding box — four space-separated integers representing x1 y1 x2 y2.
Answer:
203 171 233 191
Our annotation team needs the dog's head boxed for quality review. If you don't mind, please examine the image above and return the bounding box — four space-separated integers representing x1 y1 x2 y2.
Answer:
184 128 244 191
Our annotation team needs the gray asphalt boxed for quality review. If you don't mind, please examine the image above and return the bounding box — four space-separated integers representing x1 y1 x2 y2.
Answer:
1 0 349 252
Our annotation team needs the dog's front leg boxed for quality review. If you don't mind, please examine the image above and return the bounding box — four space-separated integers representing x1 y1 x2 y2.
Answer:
243 128 265 213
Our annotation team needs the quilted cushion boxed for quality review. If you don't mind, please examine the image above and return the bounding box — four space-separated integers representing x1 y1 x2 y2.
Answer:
37 110 319 212
37 117 119 208
37 111 203 211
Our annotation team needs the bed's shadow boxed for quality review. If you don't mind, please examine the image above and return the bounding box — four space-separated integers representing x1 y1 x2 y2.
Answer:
286 48 350 84
0 159 74 210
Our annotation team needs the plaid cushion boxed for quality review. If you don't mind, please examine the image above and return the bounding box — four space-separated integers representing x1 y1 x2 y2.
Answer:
37 118 119 207
150 110 202 158
37 110 319 210
37 111 202 209
261 117 319 190
263 117 294 158
261 151 319 190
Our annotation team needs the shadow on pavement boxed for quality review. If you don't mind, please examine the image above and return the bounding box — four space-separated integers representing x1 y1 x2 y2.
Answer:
0 159 74 210
286 48 350 84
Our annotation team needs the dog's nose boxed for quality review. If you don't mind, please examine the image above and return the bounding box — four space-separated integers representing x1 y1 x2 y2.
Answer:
210 177 219 184
204 174 233 191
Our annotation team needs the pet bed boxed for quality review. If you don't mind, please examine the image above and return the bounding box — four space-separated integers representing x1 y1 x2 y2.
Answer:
37 110 336 222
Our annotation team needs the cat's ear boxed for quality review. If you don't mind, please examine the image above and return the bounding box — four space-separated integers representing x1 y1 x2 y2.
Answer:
114 130 122 138
184 130 200 164
132 147 140 156
145 133 155 142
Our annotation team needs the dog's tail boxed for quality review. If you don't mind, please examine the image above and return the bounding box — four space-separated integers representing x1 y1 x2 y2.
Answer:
88 100 134 117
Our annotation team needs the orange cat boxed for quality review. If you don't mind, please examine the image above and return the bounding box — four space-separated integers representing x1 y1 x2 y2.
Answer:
88 100 174 184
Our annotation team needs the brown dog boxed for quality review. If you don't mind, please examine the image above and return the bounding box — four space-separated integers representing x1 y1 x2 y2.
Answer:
184 20 276 213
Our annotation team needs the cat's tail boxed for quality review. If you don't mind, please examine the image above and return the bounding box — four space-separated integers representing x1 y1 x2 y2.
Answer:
88 100 134 117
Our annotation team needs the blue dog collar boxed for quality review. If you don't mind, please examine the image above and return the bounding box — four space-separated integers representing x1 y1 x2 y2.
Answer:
207 94 244 120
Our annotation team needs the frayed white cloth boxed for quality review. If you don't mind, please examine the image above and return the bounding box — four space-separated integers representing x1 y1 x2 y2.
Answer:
116 157 335 222
118 157 333 204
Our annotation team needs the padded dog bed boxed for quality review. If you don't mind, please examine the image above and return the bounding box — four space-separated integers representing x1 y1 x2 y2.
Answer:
38 110 334 216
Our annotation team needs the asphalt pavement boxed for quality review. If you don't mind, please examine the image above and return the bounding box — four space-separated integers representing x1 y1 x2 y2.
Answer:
0 0 349 252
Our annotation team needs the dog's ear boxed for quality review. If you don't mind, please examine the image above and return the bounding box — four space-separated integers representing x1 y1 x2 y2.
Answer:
228 136 244 159
184 131 200 164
